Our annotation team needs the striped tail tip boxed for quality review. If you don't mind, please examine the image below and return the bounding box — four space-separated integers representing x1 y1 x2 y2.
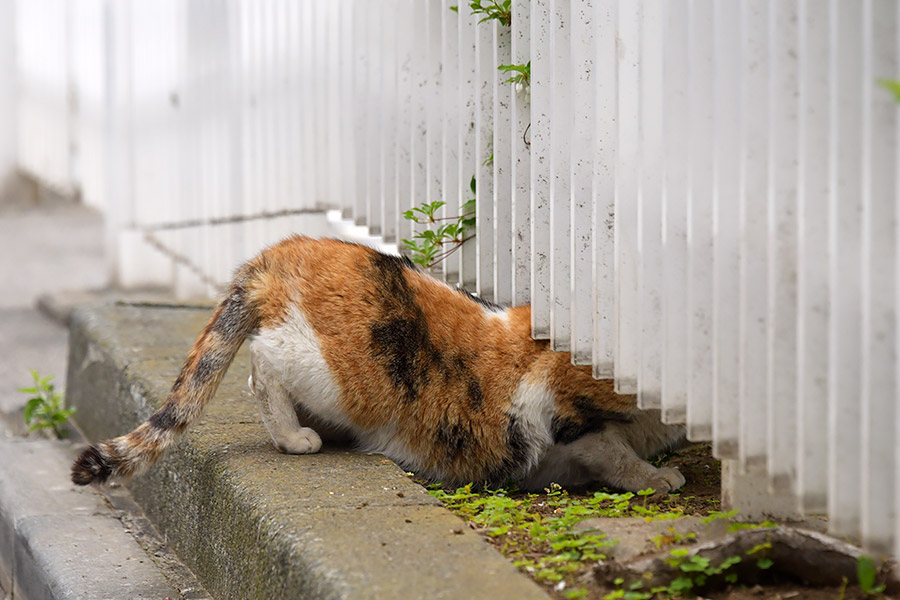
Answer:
71 444 114 486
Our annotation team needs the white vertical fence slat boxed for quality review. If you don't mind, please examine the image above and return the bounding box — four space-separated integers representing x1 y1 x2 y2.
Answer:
860 0 897 555
352 0 368 226
660 0 689 424
796 0 829 514
738 0 769 472
510 0 531 306
591 0 616 380
637 0 663 409
828 0 864 538
366 3 383 236
492 25 513 305
894 0 900 568
712 1 741 459
614 0 639 394
456 4 477 289
685 0 715 442
474 17 495 301
395 0 413 246
441 0 461 285
766 0 800 494
410 1 428 241
896 0 900 562
568 0 594 366
13 0 900 559
530 0 551 339
426 0 444 249
548 0 570 351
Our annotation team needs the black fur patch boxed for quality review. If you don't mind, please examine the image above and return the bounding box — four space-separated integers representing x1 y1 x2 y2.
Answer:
370 317 432 402
437 420 471 461
148 403 179 431
193 351 228 386
369 253 441 402
368 252 488 409
467 379 484 410
456 287 503 312
71 445 113 485
485 415 531 483
210 286 249 338
551 396 631 444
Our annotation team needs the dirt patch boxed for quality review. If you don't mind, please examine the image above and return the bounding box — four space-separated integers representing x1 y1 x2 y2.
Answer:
425 443 896 600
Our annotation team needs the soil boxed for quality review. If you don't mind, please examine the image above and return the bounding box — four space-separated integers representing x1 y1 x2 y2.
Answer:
427 442 897 600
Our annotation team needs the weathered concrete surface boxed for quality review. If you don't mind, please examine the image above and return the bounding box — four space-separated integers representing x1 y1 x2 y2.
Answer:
0 186 212 599
67 303 550 600
0 436 195 600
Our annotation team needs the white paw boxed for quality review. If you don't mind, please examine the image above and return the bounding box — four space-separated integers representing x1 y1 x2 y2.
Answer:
647 466 686 494
275 427 322 455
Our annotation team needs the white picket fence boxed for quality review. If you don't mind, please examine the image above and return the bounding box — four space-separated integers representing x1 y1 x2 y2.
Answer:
9 0 900 558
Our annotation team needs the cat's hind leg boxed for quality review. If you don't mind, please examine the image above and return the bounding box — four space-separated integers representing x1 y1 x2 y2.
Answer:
522 425 685 493
249 360 322 455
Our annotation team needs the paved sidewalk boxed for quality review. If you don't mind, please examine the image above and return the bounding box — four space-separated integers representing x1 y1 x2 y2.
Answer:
0 187 106 413
0 185 209 599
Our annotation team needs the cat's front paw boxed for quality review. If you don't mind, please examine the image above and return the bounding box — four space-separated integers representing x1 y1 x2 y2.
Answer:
646 466 686 494
275 427 323 455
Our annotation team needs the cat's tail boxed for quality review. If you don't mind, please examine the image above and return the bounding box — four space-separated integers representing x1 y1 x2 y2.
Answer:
71 262 263 486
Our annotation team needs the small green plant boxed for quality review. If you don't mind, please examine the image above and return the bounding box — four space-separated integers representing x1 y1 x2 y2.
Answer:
857 555 887 596
663 548 743 596
401 178 476 269
878 79 900 103
498 61 530 94
430 482 694 591
467 0 512 26
20 370 75 438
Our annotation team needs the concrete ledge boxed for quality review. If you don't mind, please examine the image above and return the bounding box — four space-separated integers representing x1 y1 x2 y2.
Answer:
0 437 190 600
67 303 548 600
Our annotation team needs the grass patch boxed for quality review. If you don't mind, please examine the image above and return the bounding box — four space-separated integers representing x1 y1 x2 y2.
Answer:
426 443 725 598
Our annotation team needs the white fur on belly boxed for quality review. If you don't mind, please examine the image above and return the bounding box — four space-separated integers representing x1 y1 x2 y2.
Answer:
250 305 352 431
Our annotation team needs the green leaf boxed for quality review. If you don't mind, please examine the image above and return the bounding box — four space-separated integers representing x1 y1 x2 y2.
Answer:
878 79 900 103
23 397 43 424
449 5 458 12
469 175 477 194
857 555 881 593
756 557 774 570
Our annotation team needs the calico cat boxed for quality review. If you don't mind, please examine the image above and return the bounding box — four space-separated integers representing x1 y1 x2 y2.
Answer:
71 236 686 493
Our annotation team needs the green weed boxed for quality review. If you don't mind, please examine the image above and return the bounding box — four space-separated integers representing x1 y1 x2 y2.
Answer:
430 482 690 589
465 0 512 26
498 61 530 94
401 179 476 269
857 555 886 596
20 370 75 438
878 79 900 103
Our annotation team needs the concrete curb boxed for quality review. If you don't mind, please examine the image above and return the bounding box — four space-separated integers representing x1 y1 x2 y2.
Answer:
66 303 549 600
0 433 208 600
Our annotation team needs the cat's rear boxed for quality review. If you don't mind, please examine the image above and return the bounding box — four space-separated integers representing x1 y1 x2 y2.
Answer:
73 236 685 492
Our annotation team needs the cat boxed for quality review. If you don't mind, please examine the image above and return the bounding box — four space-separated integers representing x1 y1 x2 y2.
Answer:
71 236 687 493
